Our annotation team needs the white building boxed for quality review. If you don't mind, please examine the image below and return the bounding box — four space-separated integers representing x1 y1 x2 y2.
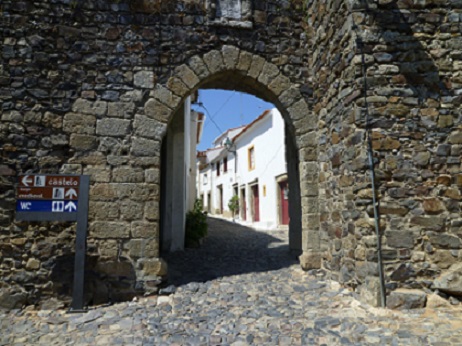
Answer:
161 96 205 252
197 108 289 230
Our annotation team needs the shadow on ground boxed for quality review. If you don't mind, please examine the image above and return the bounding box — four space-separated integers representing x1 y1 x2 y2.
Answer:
162 217 298 287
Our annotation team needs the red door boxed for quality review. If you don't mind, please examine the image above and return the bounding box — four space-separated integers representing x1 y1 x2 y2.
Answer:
252 185 260 222
279 181 289 225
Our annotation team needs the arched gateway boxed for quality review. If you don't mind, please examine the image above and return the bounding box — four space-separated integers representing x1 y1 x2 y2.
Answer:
1 0 461 309
154 47 320 265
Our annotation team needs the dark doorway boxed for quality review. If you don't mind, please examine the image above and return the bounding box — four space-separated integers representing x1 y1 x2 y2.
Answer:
251 184 260 222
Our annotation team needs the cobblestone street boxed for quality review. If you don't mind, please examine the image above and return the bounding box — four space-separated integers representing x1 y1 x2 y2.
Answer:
1 217 462 345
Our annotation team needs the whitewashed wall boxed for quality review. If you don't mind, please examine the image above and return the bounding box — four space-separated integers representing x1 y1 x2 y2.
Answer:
232 109 286 229
197 108 287 229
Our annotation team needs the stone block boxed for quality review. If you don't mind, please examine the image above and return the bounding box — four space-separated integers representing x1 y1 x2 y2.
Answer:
144 238 158 257
247 55 265 79
145 168 160 184
426 293 453 309
1 110 23 122
151 84 181 108
25 258 40 270
410 216 445 231
90 184 117 201
125 239 144 258
130 184 160 201
134 70 154 89
174 64 199 89
70 134 98 150
257 62 280 86
203 50 224 74
0 287 27 310
133 114 167 140
42 112 63 128
359 276 382 307
98 240 119 257
120 200 144 221
222 45 240 70
144 200 159 221
299 251 321 270
237 50 253 72
387 289 427 309
144 98 171 123
427 232 461 249
429 250 457 269
90 221 130 239
385 230 414 249
268 73 291 96
187 55 210 79
89 201 119 220
390 263 415 281
131 137 160 156
63 113 96 134
131 221 158 238
423 197 446 214
449 130 462 144
107 102 136 118
96 118 130 137
279 87 302 109
112 167 144 183
288 99 311 122
72 98 107 116
95 260 135 278
433 262 462 296
139 258 167 277
83 166 111 182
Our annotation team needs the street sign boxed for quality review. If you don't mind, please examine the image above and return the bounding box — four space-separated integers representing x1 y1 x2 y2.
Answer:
15 174 90 312
17 187 79 200
16 175 83 220
17 200 78 212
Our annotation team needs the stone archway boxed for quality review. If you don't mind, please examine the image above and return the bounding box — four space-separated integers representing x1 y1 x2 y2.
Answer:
147 46 322 271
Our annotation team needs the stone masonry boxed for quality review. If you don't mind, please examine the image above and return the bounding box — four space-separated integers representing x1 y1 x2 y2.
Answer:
0 0 461 309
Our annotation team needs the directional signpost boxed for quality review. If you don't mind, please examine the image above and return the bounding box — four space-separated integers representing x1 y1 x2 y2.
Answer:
16 174 90 312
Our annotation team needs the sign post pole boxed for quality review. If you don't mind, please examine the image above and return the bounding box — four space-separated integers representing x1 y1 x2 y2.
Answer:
69 175 90 312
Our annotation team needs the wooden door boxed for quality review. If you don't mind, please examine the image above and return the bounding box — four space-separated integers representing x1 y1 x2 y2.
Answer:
252 185 260 222
279 181 289 225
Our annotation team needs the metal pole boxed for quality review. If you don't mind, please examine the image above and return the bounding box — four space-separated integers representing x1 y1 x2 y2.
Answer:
69 175 90 313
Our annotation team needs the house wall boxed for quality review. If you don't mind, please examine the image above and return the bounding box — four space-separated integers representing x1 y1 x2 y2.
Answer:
211 109 287 229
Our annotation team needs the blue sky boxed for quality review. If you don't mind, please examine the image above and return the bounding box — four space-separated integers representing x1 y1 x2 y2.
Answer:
193 89 275 151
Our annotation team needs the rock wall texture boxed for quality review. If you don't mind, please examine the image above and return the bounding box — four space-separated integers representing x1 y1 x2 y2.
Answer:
309 0 462 306
0 0 461 309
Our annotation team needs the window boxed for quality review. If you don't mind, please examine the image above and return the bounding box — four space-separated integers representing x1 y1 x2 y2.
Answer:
217 161 221 176
248 145 255 171
203 174 208 185
224 157 228 173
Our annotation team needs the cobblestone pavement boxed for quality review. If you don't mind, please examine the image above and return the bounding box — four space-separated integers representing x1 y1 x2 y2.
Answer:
2 217 462 345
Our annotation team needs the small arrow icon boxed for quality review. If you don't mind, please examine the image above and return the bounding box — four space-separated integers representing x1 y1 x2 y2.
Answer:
65 188 78 199
22 175 33 187
64 201 77 212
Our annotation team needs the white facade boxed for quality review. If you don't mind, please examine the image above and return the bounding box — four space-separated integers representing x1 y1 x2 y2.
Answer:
197 108 288 230
161 97 204 252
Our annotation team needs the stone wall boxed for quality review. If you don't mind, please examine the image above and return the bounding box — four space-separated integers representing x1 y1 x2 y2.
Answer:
308 0 462 306
0 0 311 308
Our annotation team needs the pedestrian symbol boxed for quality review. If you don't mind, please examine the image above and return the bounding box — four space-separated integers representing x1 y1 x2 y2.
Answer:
35 176 46 187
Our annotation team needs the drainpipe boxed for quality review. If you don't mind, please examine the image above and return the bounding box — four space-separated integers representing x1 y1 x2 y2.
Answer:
356 33 387 308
